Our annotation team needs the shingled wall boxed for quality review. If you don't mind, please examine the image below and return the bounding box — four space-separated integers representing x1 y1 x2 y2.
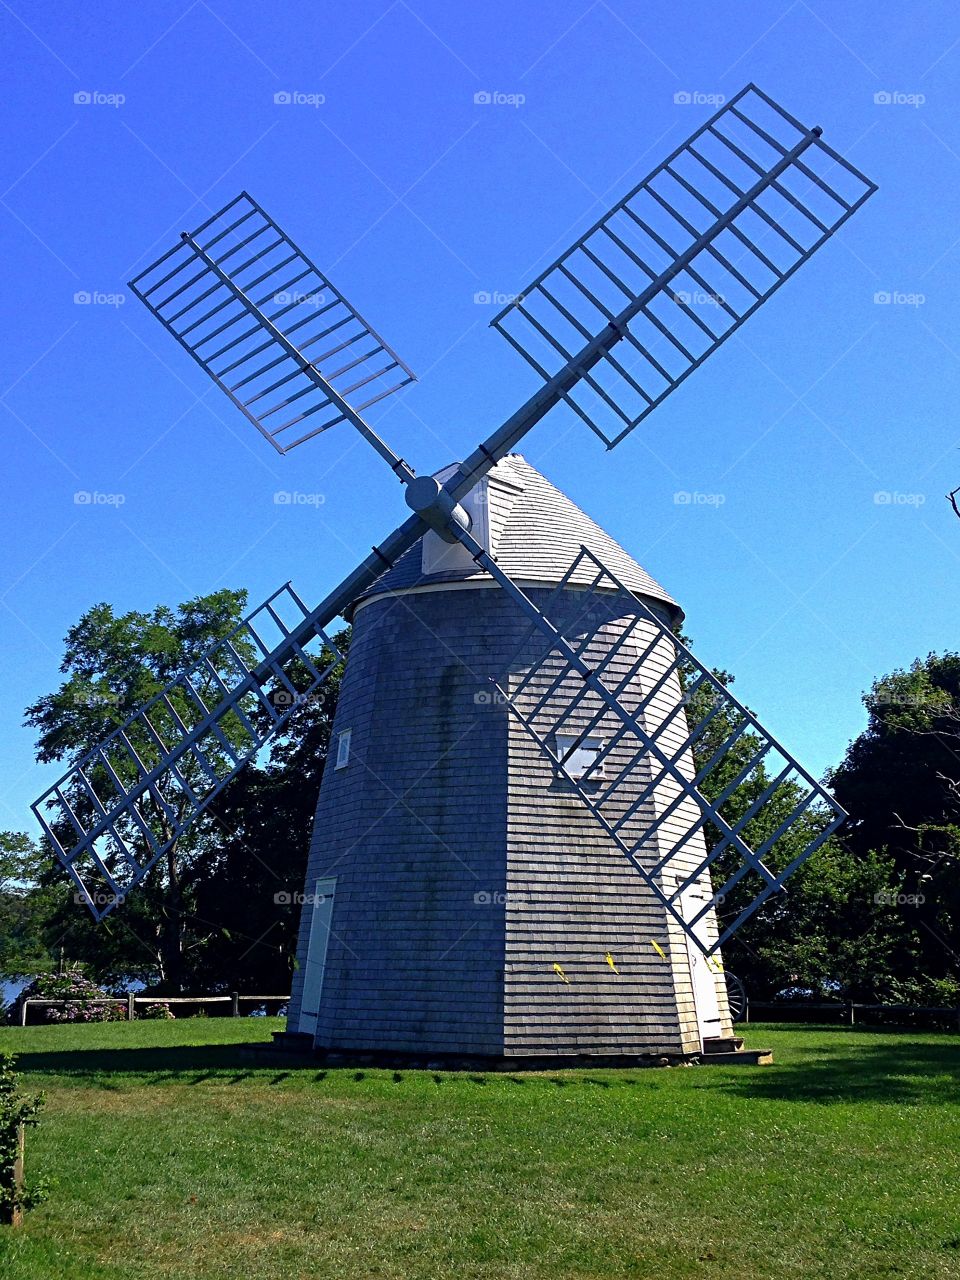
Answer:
287 581 730 1057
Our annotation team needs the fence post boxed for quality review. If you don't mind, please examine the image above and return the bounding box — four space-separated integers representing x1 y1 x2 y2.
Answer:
20 1000 28 1028
231 992 239 1018
847 1002 855 1026
127 993 136 1022
4 1124 25 1227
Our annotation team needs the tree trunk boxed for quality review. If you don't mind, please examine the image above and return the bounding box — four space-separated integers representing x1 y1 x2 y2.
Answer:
159 845 186 993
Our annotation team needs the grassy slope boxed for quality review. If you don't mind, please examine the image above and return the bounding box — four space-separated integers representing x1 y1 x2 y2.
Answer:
0 1020 958 1280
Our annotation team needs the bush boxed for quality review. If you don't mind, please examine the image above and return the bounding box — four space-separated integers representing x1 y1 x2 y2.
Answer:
141 1002 174 1020
0 1052 44 1223
9 972 124 1025
876 973 960 1006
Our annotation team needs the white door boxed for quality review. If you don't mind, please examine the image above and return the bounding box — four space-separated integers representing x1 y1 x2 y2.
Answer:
681 886 723 1048
298 877 336 1039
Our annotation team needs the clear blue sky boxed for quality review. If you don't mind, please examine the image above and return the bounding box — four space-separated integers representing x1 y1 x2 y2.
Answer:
2 0 958 836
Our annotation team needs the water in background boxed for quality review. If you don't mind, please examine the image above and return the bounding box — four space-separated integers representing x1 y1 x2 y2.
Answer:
2 978 28 1007
1 976 145 1008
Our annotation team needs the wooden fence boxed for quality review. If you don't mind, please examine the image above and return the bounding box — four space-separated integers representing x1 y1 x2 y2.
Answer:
744 1000 960 1029
18 993 289 1026
16 995 960 1030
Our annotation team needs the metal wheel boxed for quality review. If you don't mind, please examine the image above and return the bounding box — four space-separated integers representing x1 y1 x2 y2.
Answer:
724 971 747 1023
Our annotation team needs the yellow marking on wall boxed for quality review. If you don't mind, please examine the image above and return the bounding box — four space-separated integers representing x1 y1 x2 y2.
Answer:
649 939 668 961
604 952 619 974
553 962 570 984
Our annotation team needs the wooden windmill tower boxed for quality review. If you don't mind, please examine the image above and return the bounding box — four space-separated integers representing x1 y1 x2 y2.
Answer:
33 85 876 1063
287 454 734 1059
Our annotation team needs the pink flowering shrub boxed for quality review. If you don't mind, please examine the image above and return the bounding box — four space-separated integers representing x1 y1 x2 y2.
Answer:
11 972 124 1025
141 1002 175 1020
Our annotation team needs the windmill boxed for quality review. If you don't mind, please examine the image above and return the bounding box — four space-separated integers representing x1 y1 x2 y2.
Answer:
32 85 876 1061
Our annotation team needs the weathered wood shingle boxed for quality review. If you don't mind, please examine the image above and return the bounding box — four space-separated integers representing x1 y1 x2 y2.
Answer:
287 457 729 1058
350 454 679 613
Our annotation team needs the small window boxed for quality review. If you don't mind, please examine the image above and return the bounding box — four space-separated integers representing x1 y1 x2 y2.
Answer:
335 729 352 769
555 733 604 781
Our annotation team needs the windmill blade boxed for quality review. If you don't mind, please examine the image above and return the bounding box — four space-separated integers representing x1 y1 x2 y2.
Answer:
32 583 345 921
128 193 416 466
490 83 876 449
475 544 844 956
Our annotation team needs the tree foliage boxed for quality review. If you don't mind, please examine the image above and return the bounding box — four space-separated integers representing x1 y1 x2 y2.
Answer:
13 587 960 1011
0 1052 44 1223
18 591 348 994
681 647 919 1000
828 653 960 996
0 832 51 979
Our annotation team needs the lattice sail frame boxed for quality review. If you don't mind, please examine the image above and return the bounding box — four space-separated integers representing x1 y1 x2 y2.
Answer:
128 193 415 456
32 584 343 920
491 83 877 448
489 547 846 955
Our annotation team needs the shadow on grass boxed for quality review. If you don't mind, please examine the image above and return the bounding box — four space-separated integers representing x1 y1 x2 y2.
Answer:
13 1026 960 1104
11 1042 302 1081
713 1030 960 1105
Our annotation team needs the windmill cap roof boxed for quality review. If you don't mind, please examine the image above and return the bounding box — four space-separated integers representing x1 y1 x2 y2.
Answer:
351 454 680 618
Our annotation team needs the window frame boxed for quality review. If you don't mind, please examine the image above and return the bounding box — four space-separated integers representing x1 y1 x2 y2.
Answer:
554 731 605 782
334 728 352 770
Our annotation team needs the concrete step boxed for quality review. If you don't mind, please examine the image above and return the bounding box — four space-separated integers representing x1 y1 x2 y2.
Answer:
270 1031 315 1054
703 1036 745 1054
698 1048 773 1066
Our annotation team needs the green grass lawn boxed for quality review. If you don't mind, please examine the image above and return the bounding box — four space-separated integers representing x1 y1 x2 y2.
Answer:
0 1019 958 1280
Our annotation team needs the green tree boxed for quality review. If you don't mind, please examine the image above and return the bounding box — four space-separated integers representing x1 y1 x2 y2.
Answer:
723 841 913 1001
23 592 347 993
829 652 960 995
191 629 349 993
0 833 53 980
681 650 907 999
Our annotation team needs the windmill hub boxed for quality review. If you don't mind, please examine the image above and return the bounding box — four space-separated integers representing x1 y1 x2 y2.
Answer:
403 474 472 543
